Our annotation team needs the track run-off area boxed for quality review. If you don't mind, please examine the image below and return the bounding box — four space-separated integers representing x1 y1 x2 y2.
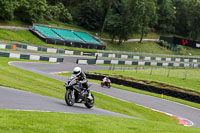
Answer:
0 54 200 128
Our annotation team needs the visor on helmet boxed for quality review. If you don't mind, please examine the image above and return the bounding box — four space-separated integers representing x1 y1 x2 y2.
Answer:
73 71 80 75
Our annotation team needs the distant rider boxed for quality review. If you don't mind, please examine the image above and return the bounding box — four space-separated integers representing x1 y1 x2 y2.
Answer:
103 76 111 84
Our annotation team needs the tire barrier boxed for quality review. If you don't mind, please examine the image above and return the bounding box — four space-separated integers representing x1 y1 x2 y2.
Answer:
85 73 200 104
0 51 64 62
77 59 200 68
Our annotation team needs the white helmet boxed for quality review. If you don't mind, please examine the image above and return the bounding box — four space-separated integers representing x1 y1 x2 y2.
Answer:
73 67 81 76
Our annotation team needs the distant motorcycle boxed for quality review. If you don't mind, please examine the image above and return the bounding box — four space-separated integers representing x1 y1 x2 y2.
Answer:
101 80 111 88
64 74 94 108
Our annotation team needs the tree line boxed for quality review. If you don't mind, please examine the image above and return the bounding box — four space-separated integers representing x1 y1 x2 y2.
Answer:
0 0 200 44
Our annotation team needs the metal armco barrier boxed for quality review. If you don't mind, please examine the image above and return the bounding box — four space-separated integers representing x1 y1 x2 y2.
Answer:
85 73 200 104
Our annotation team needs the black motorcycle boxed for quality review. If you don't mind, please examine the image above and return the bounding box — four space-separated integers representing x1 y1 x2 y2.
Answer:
64 74 94 108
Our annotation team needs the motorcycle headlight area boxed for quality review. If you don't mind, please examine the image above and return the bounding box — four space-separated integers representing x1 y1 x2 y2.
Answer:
65 82 69 86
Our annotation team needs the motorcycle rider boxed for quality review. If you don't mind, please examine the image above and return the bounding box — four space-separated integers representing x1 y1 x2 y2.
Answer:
102 76 111 85
72 67 88 91
72 67 93 100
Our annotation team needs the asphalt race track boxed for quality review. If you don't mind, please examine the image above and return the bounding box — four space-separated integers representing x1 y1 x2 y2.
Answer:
0 86 136 119
1 54 200 127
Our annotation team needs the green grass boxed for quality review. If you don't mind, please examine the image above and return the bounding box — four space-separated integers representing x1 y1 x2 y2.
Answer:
105 41 200 56
1 109 200 133
0 29 47 45
90 69 200 93
0 58 64 99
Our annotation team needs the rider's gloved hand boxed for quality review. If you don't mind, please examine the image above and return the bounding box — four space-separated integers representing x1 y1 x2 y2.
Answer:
76 80 81 85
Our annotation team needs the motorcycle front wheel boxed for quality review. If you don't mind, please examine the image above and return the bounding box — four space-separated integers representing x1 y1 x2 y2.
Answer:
108 85 111 88
65 90 75 106
84 93 94 108
101 82 104 87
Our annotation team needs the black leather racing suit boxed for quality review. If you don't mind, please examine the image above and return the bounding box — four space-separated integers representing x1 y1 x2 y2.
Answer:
77 72 88 90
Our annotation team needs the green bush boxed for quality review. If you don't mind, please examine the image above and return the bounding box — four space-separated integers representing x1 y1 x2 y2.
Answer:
158 40 169 48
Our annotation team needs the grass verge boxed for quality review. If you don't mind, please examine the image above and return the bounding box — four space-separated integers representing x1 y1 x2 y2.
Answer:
89 69 200 93
1 109 199 133
105 41 200 56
